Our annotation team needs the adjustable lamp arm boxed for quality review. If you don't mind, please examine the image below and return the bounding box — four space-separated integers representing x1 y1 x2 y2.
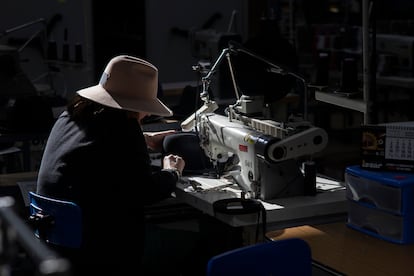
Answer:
232 44 309 120
200 47 230 103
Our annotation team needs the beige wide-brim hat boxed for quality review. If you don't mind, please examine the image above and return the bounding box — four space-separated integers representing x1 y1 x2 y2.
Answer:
77 55 172 117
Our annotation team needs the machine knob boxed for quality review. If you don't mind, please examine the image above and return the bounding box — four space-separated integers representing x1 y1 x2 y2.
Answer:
272 146 286 160
313 135 324 145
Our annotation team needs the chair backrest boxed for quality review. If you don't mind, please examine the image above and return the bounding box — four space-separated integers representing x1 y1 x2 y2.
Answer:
206 238 312 276
28 191 82 248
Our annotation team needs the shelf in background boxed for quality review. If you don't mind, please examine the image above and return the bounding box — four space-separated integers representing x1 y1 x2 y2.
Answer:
315 91 367 113
376 75 414 88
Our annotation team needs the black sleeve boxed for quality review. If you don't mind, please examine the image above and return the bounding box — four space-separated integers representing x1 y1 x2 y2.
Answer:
142 169 177 205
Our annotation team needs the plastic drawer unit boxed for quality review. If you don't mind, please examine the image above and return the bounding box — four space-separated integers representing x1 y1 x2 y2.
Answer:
345 165 414 244
347 200 414 244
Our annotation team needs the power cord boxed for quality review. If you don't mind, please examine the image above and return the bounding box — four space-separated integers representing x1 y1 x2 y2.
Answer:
212 197 266 243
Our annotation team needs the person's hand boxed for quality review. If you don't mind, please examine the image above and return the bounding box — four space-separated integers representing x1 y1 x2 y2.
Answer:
144 130 176 151
163 154 185 176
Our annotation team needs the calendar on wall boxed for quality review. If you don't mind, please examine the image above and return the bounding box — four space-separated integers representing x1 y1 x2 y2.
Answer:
361 122 414 172
386 125 414 161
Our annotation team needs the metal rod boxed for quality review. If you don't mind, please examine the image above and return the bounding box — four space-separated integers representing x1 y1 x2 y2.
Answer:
0 18 45 38
362 0 371 124
225 52 240 100
201 48 230 102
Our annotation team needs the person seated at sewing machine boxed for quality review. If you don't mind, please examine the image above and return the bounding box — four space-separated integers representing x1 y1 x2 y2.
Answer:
36 55 213 275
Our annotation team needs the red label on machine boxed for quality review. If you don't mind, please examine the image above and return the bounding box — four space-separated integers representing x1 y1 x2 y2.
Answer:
239 144 248 152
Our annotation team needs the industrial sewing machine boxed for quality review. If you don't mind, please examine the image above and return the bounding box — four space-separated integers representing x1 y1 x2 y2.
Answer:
181 42 329 200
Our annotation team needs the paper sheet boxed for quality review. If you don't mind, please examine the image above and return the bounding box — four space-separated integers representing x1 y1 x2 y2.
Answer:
316 176 345 191
188 176 235 190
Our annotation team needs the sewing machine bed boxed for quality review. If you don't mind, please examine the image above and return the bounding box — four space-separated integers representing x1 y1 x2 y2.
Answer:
175 175 347 230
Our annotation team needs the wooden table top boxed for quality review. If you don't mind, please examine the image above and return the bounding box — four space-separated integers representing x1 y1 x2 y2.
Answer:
267 222 414 276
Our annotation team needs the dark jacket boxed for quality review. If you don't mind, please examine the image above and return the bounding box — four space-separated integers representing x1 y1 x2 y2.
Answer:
37 109 177 274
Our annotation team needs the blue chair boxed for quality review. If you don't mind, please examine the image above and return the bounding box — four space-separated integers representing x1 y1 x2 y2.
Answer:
206 238 312 276
28 191 82 248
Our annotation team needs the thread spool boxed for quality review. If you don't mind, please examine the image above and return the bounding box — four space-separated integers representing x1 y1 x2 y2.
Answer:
314 52 330 86
303 161 317 196
62 28 69 61
47 41 57 60
340 57 358 92
75 43 83 63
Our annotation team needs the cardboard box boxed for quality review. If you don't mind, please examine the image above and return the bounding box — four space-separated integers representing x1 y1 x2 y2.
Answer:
361 122 414 172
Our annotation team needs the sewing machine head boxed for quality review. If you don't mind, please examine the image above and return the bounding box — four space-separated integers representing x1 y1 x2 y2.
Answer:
181 92 328 200
180 44 328 200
